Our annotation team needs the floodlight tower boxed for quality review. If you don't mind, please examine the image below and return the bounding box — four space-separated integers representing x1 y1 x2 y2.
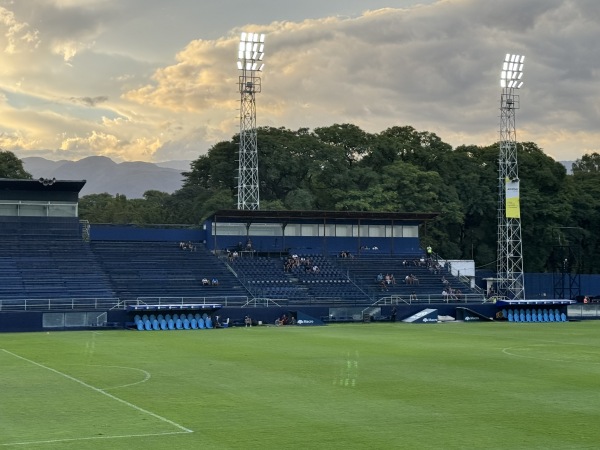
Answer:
497 53 525 300
236 32 265 210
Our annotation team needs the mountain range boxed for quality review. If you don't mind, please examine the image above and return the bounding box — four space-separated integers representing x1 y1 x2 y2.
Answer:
22 156 191 198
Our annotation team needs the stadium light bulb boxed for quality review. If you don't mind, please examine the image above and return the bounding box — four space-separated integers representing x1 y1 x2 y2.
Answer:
238 31 266 72
500 53 525 89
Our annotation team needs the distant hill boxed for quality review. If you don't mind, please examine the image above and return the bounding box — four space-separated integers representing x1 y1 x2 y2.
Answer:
22 156 190 198
560 161 573 174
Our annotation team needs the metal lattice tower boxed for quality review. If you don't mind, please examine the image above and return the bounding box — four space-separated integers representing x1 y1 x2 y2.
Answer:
236 32 265 210
497 53 525 300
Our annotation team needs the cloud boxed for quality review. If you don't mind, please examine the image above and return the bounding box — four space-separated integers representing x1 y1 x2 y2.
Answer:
70 95 109 107
3 0 600 164
0 6 41 53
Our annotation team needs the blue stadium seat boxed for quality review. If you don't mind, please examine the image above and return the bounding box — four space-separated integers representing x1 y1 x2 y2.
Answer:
190 318 198 329
144 320 152 331
168 319 175 330
152 319 159 331
165 314 172 321
175 319 183 330
205 317 213 329
183 319 190 330
160 319 167 330
134 314 141 323
198 318 205 329
560 313 567 322
137 321 144 331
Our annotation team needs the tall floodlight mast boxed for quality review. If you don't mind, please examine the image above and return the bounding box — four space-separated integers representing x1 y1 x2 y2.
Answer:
236 32 265 210
497 53 525 300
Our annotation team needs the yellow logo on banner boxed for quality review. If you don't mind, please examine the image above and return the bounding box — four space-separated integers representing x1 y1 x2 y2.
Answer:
505 178 521 219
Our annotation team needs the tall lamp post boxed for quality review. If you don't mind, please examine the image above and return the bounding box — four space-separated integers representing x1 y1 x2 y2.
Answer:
497 53 525 300
236 32 265 210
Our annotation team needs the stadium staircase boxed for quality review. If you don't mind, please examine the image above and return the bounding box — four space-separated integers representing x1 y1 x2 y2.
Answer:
332 254 476 302
89 241 249 302
0 217 116 304
230 254 370 304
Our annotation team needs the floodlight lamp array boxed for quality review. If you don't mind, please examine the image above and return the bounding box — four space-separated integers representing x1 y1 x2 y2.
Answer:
500 53 525 89
237 32 266 72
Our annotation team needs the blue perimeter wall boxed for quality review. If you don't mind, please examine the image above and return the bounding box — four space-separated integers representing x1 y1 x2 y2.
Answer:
90 224 203 242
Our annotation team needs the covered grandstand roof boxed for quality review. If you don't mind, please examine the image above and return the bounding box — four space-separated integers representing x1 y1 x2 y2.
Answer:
209 209 439 222
0 178 86 201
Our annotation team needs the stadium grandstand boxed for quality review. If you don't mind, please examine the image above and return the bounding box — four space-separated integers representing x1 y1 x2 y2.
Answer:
0 178 598 332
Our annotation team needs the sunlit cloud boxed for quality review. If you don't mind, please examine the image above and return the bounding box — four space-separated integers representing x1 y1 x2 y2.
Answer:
0 0 599 164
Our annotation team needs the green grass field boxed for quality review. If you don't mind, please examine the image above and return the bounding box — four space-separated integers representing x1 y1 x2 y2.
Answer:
1 322 600 449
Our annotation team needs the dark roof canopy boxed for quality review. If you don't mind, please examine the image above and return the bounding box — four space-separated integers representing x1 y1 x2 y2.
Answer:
0 178 86 202
209 209 439 223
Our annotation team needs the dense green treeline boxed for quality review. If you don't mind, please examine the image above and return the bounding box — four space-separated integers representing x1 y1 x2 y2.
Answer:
2 126 599 273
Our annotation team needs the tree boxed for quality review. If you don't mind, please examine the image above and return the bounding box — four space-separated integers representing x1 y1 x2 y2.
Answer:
572 152 600 173
0 151 32 179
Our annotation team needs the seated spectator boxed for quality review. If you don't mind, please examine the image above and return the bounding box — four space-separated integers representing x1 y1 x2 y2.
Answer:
376 273 384 282
211 277 219 286
410 274 419 285
442 289 449 301
246 239 253 250
410 291 417 301
244 315 252 327
202 278 210 286
389 274 396 285
405 275 412 285
312 265 320 273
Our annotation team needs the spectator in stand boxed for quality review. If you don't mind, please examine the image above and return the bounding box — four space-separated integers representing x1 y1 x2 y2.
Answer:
244 315 252 327
380 279 388 291
410 274 419 285
211 277 219 286
442 289 449 301
202 277 210 286
410 291 417 301
405 275 412 285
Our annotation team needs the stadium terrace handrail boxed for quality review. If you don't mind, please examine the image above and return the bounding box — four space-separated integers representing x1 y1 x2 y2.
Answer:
376 293 486 305
133 296 250 307
0 298 121 312
242 297 285 307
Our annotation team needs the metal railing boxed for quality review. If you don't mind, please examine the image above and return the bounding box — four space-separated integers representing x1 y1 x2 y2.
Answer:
0 297 121 312
375 293 486 306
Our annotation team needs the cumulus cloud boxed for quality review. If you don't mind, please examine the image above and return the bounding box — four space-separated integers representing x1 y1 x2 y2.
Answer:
0 6 41 53
2 0 600 163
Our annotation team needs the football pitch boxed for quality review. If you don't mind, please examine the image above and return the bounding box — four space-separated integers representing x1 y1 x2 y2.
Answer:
1 322 599 449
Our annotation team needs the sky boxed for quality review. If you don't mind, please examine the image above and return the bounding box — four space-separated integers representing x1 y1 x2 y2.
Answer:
0 0 598 163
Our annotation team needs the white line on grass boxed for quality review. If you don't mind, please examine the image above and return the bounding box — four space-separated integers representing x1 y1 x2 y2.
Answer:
1 431 190 447
501 345 600 364
1 349 193 436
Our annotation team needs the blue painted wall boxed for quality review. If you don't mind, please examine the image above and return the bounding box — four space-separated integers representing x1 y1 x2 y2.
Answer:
90 224 204 242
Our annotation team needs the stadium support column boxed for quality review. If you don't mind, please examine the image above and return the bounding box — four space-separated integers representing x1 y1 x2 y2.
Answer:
237 32 266 210
497 53 525 300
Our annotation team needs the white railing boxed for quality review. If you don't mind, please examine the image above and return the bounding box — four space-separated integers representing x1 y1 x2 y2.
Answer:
0 298 121 311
